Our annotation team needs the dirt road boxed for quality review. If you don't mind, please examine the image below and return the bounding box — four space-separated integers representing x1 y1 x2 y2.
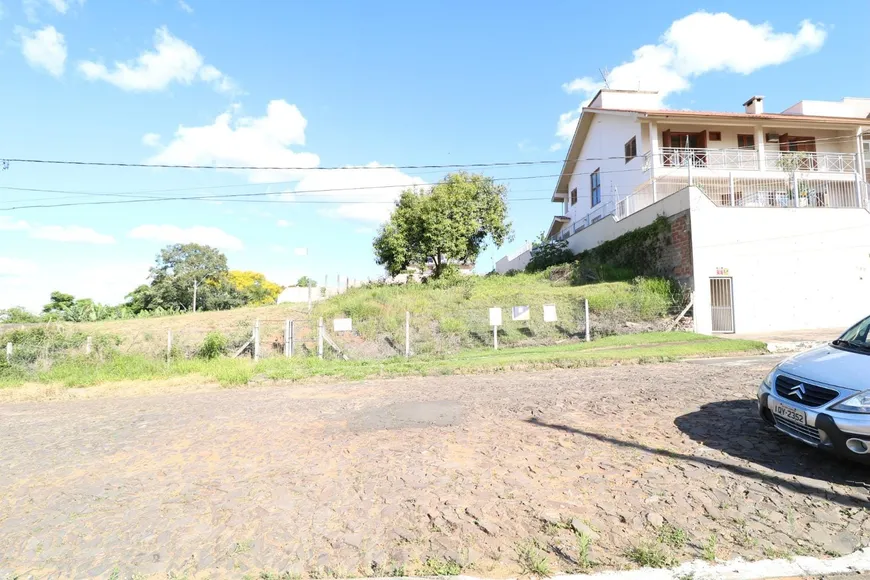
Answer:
1 361 868 578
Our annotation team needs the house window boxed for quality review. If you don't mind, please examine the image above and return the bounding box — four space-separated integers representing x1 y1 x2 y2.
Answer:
709 131 722 141
624 137 637 163
590 169 601 207
570 188 578 206
737 134 755 149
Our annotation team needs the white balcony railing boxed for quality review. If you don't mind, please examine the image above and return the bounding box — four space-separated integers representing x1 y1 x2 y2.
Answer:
554 201 615 240
764 150 856 173
652 147 857 174
660 147 759 170
615 174 865 221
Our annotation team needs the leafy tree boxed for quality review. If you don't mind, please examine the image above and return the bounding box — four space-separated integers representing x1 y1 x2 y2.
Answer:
147 243 229 311
296 275 316 288
226 270 282 305
0 307 44 324
125 285 158 314
525 233 575 273
43 291 75 314
373 172 512 277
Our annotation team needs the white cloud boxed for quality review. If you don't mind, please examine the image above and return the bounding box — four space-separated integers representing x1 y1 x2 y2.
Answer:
289 162 426 224
0 216 30 231
16 25 67 77
146 100 319 182
128 224 243 250
0 257 38 277
556 12 826 140
293 247 308 256
178 0 193 13
22 0 81 22
354 227 374 234
276 219 290 227
142 132 161 147
0 260 149 311
269 244 287 253
78 26 235 93
0 215 114 243
45 0 68 13
30 225 115 244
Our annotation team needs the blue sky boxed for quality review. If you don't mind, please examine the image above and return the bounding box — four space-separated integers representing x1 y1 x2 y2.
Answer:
1 0 868 310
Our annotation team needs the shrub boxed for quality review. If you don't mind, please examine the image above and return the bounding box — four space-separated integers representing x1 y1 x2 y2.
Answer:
526 237 574 273
197 332 228 360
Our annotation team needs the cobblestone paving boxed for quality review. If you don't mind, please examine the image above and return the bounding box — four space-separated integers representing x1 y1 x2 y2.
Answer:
2 361 869 579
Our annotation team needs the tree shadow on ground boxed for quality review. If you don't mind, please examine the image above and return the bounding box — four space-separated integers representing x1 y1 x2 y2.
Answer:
526 407 870 509
673 399 869 489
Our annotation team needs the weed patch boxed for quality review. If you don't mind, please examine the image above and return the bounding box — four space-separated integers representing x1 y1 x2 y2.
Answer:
625 543 676 568
515 541 551 577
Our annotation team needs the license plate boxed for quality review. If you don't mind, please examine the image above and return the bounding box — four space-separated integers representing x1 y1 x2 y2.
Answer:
772 400 806 426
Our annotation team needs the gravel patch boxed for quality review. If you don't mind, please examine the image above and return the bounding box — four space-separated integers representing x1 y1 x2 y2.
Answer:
1 361 868 578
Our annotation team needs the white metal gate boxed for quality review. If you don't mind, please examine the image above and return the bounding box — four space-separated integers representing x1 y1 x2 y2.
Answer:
710 277 735 333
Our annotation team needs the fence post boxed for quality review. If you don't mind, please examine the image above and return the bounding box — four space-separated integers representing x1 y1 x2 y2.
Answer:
307 282 312 311
5 342 11 363
792 173 800 208
404 311 410 358
166 330 172 363
493 324 498 350
584 298 590 342
284 319 291 357
856 172 863 208
728 172 735 206
686 155 693 187
85 336 92 355
254 320 261 361
317 317 324 359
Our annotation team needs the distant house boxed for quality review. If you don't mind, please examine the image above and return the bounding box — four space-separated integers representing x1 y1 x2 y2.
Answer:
497 90 870 334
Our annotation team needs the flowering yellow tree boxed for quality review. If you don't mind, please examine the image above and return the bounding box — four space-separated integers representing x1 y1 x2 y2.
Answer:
227 270 283 305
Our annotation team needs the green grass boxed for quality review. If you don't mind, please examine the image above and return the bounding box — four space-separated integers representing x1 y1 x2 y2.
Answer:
657 524 688 550
0 332 766 390
702 535 718 562
419 557 461 576
574 530 594 570
0 333 766 389
625 543 677 568
515 541 551 577
312 271 680 353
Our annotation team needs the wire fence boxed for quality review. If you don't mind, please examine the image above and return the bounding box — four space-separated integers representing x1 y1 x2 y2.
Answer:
2 294 693 368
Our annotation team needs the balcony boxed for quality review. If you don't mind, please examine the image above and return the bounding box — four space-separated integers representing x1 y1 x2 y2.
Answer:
615 174 868 222
642 147 858 174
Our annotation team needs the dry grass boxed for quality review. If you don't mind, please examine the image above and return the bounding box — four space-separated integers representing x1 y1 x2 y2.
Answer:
77 303 309 342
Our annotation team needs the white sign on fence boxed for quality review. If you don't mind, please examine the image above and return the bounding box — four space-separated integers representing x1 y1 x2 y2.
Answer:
512 305 530 321
333 318 353 332
488 307 503 326
543 304 558 322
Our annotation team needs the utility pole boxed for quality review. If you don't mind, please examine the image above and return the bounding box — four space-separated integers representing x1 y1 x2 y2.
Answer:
193 279 198 313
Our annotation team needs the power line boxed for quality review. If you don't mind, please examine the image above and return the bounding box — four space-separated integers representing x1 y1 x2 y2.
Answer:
0 133 858 173
0 167 653 210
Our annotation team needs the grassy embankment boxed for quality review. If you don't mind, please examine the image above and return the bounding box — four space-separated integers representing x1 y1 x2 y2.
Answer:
312 271 682 355
0 271 767 394
0 332 766 394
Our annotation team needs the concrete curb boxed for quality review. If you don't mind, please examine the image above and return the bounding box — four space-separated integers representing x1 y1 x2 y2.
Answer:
367 548 870 580
764 340 827 354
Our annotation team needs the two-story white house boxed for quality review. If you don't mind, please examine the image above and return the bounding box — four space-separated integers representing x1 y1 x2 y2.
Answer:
496 90 870 335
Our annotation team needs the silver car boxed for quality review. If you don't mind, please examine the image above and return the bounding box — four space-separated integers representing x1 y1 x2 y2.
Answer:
757 315 870 463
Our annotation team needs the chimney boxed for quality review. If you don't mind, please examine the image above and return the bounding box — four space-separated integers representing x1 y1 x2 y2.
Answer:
743 95 764 115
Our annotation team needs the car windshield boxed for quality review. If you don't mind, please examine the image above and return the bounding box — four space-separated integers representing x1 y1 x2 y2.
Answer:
838 316 870 347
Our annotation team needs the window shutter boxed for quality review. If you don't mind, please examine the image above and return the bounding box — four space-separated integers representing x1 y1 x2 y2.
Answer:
698 130 708 149
662 129 671 148
779 133 790 151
